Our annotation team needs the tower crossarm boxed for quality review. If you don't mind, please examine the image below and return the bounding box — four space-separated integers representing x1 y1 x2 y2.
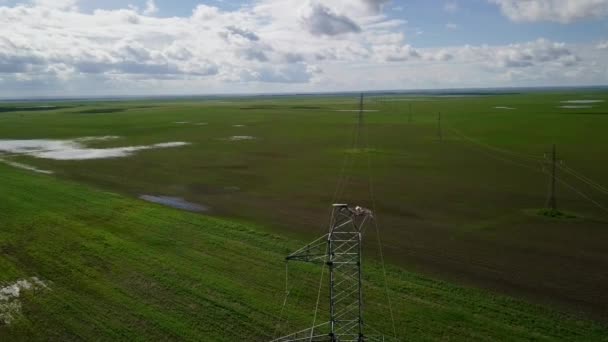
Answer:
285 233 329 264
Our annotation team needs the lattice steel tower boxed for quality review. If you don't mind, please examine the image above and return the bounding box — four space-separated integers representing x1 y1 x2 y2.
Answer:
272 204 379 342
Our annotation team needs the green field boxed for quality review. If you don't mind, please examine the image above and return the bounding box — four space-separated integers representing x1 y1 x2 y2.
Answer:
2 162 608 341
1 90 608 339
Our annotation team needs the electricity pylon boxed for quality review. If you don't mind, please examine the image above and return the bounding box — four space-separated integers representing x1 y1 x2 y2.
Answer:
547 144 557 211
272 204 385 342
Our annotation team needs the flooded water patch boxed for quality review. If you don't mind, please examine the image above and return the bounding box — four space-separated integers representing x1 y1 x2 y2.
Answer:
233 124 246 127
75 136 120 142
1 277 48 325
0 137 190 160
561 100 604 104
559 105 593 109
0 159 53 174
494 106 516 110
139 195 208 212
225 136 256 141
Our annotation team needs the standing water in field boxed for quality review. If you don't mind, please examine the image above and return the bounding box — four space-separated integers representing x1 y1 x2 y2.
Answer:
559 105 593 109
0 137 190 160
139 195 209 212
0 159 53 174
560 100 605 104
224 136 256 141
558 100 604 109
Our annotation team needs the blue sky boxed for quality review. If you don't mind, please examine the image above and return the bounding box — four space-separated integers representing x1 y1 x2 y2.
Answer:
0 0 607 97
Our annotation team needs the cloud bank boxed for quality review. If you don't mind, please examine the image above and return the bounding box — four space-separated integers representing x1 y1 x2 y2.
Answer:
0 0 606 97
490 0 608 23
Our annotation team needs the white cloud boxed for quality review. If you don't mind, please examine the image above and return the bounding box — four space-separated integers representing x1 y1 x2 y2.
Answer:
598 41 608 49
372 39 578 67
490 0 608 23
142 0 158 16
444 1 459 13
0 0 410 91
31 0 78 10
299 2 361 36
452 39 579 68
361 0 391 14
373 44 420 61
0 1 605 97
446 22 460 30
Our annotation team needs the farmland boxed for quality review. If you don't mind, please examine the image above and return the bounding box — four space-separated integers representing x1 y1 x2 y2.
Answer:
1 89 608 339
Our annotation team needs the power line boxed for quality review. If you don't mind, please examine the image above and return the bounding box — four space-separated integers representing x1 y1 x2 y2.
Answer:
558 163 608 195
451 125 608 217
364 114 398 339
449 126 544 162
449 128 541 172
309 259 327 340
272 94 395 342
541 168 608 214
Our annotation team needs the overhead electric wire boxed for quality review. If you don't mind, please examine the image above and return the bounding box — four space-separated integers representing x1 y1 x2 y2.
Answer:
334 115 360 202
273 261 292 339
275 98 362 336
540 168 608 214
558 163 608 195
450 124 608 217
309 259 327 341
364 107 398 339
449 126 544 162
449 127 541 172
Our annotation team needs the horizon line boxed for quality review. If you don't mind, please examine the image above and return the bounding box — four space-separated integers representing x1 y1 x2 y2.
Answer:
1 84 607 102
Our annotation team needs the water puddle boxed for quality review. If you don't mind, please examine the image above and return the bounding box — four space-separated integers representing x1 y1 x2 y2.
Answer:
560 100 604 104
1 277 48 325
75 136 120 142
233 124 246 127
0 159 53 174
0 137 190 160
494 106 515 110
559 105 593 109
225 136 256 141
139 195 209 212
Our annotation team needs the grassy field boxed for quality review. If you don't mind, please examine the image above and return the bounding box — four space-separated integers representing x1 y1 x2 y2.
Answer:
1 163 608 341
1 90 608 326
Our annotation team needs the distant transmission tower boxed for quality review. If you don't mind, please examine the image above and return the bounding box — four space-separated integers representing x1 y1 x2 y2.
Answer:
437 112 443 142
546 144 558 211
408 104 412 124
272 204 389 342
